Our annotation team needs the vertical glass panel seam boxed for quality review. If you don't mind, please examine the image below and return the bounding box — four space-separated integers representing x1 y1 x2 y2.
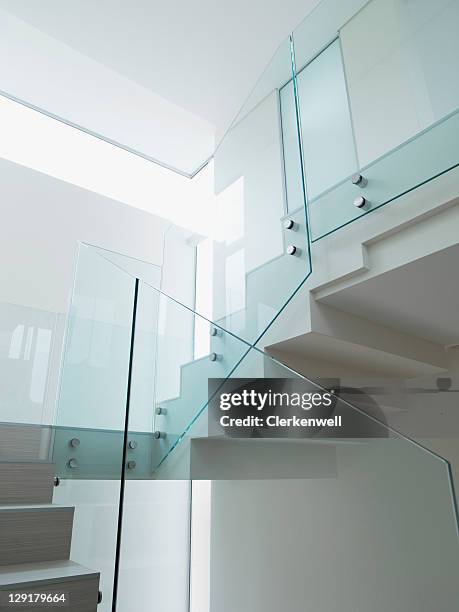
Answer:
338 34 360 170
289 34 313 273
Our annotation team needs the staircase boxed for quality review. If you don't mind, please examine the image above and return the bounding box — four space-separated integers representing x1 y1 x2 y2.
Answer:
0 461 100 611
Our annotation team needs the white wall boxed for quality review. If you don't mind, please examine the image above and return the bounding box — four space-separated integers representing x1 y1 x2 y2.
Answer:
0 157 168 314
209 443 459 611
0 156 170 426
190 481 211 612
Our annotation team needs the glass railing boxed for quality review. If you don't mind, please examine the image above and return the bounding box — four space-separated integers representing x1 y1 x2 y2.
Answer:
54 243 459 483
54 243 459 609
284 0 459 241
3 242 459 610
53 243 253 480
158 0 459 355
2 2 459 608
305 108 459 240
160 37 312 349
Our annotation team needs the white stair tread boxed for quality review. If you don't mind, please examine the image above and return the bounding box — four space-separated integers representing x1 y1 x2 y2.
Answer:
200 435 367 445
0 504 74 512
0 560 98 587
0 460 53 464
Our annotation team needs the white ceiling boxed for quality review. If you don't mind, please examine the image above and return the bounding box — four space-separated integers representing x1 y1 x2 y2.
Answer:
0 0 320 174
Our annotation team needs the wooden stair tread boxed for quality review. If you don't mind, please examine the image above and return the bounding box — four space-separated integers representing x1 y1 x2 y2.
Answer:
0 560 98 588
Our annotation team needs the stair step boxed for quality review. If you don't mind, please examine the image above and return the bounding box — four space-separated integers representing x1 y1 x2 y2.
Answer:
0 505 74 566
0 423 51 462
0 462 55 505
0 560 98 587
0 561 100 612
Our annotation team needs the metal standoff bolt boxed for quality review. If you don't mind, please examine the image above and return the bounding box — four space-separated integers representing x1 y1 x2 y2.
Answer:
69 437 80 448
436 377 452 392
67 458 79 469
153 431 166 439
210 327 220 337
155 406 167 415
286 245 297 256
128 440 138 450
353 196 366 209
283 218 295 230
209 352 221 362
98 591 103 605
53 476 60 487
127 460 137 470
351 173 367 187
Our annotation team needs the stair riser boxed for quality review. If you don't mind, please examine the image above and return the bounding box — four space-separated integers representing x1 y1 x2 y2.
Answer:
0 509 74 566
0 463 54 505
0 576 100 612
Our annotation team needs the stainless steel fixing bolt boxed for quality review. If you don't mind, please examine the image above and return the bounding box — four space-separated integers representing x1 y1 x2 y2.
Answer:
351 173 367 187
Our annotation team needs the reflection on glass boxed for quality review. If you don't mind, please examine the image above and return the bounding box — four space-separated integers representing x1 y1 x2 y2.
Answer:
0 302 59 425
58 245 135 432
341 0 459 166
156 37 313 346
